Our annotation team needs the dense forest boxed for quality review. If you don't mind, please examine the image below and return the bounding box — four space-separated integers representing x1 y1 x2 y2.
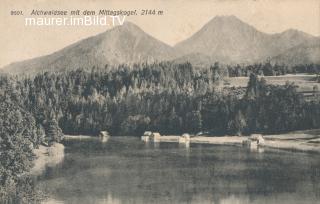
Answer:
1 62 320 202
1 62 320 137
0 83 44 202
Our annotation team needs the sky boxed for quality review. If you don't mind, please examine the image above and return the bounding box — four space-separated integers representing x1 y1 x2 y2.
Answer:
1 0 319 68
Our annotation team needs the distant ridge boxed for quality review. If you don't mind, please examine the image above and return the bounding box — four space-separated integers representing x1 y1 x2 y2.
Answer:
174 15 318 65
2 22 177 75
2 16 320 74
270 39 320 65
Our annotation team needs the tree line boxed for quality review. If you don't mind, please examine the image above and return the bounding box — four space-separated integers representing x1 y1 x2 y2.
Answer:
227 63 320 77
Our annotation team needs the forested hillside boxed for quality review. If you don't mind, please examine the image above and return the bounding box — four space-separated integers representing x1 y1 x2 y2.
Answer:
1 62 319 137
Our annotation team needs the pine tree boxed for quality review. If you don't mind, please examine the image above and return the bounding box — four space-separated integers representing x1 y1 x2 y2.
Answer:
228 110 247 136
45 118 63 145
35 124 46 147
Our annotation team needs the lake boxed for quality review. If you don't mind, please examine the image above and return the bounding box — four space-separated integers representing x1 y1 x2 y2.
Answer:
37 136 320 204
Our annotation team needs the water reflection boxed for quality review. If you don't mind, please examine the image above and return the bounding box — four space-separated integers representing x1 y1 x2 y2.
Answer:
179 141 190 149
35 137 320 204
153 141 160 148
179 142 190 161
100 136 109 143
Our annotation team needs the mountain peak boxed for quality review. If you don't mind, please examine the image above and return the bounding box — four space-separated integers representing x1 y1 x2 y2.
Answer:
106 21 145 34
213 15 239 20
118 21 141 29
198 15 257 35
209 15 245 25
2 21 176 74
174 15 264 63
279 28 314 39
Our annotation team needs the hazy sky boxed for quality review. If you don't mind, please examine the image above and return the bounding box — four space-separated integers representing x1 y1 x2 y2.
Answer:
1 0 319 67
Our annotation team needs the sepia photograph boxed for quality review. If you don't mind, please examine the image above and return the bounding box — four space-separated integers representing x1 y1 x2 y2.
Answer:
0 0 320 203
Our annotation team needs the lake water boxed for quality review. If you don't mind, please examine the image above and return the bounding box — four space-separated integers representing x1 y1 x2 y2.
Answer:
37 136 320 204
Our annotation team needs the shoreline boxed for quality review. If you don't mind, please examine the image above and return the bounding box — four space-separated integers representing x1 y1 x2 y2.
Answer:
64 135 95 140
159 131 320 153
31 142 65 175
64 130 320 154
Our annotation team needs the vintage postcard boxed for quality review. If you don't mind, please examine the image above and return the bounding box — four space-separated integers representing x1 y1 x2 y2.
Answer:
0 0 319 203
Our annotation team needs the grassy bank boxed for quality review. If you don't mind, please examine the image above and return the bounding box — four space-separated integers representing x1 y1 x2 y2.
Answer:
159 129 320 153
31 143 65 175
224 74 319 95
263 129 320 153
